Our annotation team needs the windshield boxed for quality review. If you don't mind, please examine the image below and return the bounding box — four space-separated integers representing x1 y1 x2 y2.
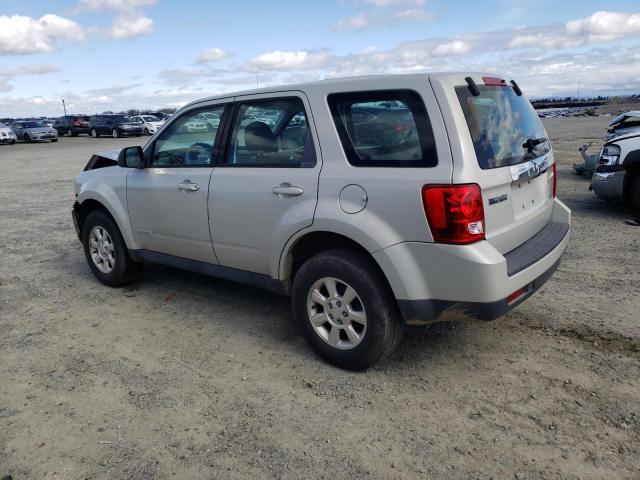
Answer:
109 115 129 123
143 116 159 122
21 121 46 128
456 85 550 169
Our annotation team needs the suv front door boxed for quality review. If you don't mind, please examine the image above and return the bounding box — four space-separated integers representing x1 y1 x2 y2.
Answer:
126 102 230 263
209 93 321 276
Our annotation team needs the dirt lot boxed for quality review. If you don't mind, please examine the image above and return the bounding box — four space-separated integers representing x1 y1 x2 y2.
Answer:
1 118 639 480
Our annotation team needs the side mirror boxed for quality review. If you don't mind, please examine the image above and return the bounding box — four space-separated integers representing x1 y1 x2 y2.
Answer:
118 146 144 168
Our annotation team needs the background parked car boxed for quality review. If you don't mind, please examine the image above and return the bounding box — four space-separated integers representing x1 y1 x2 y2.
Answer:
0 122 18 144
89 115 143 138
10 120 58 142
130 115 165 135
54 115 91 136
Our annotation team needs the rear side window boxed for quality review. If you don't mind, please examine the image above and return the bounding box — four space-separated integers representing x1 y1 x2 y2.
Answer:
328 90 437 167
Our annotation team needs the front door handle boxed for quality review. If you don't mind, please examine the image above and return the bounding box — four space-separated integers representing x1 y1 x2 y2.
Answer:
178 180 200 192
273 183 304 197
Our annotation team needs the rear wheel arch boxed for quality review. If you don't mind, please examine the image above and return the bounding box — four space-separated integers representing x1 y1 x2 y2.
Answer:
281 231 395 296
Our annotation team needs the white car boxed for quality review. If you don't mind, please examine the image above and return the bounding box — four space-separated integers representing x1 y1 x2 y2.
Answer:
131 115 165 136
0 122 18 144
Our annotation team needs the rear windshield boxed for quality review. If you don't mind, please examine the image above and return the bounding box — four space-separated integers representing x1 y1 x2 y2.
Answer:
456 85 550 169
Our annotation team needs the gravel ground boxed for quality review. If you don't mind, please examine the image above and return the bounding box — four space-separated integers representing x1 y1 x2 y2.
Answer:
1 118 639 480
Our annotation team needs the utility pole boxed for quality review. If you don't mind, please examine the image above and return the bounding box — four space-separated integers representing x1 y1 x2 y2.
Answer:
62 99 67 116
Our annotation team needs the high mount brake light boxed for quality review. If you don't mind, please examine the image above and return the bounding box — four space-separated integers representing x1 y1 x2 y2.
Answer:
422 184 485 245
482 76 507 86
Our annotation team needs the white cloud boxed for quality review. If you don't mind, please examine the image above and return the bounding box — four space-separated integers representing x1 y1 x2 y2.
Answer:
107 15 154 38
197 48 231 64
77 0 157 11
0 64 60 92
332 14 369 31
247 50 330 71
0 14 85 55
566 11 640 42
433 40 471 56
395 8 435 21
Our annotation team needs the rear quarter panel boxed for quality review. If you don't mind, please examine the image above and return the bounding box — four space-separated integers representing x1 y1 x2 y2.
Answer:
277 74 453 279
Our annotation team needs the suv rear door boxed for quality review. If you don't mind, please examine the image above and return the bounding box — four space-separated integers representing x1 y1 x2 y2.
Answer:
430 73 555 254
208 92 321 276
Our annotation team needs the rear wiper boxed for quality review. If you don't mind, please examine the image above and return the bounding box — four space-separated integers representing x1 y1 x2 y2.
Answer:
522 137 548 153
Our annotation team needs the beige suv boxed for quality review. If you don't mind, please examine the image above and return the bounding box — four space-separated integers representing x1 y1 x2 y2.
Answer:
72 73 571 370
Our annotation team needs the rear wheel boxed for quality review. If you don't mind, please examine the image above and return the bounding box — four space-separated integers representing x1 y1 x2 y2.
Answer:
91 128 99 138
82 210 142 286
291 248 404 370
67 128 72 137
24 133 31 143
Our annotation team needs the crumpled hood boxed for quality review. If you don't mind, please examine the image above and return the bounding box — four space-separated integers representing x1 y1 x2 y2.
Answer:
608 111 640 127
94 149 122 161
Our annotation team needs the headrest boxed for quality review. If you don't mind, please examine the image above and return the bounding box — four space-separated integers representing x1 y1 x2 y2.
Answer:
244 121 277 152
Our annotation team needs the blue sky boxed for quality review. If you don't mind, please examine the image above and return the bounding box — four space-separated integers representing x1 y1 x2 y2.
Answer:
1 0 639 116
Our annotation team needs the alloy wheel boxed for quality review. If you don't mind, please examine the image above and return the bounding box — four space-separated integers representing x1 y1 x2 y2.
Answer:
88 225 115 274
306 277 367 350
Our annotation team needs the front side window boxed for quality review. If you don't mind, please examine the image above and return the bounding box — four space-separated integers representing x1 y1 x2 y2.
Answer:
225 97 316 168
456 85 550 169
328 90 437 167
153 105 228 167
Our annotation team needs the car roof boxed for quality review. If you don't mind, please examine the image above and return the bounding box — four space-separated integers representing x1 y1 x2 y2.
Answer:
181 72 491 111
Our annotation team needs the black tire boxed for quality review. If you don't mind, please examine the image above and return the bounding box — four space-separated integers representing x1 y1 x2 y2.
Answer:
112 129 119 139
628 171 640 211
51 139 58 143
91 128 99 138
24 133 31 143
291 248 404 370
67 128 72 137
143 128 149 135
82 210 143 287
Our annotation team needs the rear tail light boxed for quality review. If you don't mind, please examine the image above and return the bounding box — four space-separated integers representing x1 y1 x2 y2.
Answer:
422 184 485 245
73 120 81 126
551 162 557 198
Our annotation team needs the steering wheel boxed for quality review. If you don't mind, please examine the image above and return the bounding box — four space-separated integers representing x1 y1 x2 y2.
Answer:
188 142 213 164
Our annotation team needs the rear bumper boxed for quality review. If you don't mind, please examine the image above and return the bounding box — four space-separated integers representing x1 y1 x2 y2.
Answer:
373 198 571 324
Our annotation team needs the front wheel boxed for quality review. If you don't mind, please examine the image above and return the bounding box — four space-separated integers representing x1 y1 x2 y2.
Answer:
24 134 31 143
91 129 99 138
112 129 119 139
82 210 143 287
143 128 149 135
291 248 404 370
628 171 640 211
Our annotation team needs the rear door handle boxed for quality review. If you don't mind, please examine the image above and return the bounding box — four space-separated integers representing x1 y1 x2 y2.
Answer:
273 183 304 197
178 180 200 192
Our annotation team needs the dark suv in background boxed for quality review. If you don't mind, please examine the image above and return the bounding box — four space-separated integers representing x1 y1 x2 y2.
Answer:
88 115 143 138
54 115 91 136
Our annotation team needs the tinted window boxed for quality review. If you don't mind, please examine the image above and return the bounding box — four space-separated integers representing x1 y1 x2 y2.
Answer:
153 105 228 168
226 97 315 168
21 122 45 128
456 85 550 169
328 90 436 167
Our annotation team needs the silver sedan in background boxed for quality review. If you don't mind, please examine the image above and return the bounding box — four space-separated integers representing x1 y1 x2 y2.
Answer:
10 120 59 143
